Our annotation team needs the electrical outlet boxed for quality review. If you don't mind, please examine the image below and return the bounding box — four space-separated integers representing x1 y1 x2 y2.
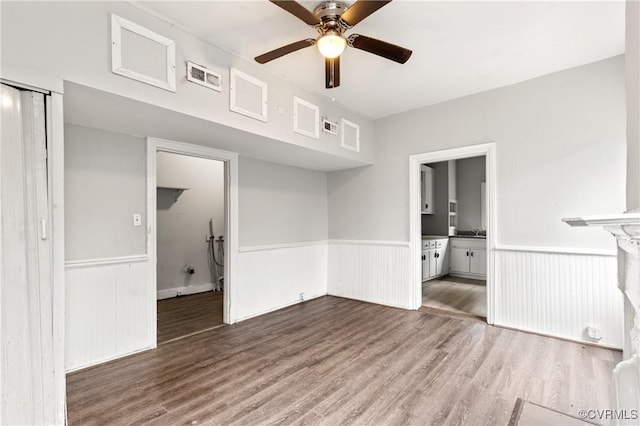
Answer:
133 213 142 226
299 292 305 301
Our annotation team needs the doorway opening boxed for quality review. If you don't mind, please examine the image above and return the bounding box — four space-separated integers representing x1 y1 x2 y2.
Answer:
420 157 487 320
147 137 238 347
155 152 226 344
409 143 496 324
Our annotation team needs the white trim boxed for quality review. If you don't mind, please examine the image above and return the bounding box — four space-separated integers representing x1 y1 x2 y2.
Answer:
157 283 215 300
65 254 149 268
110 14 176 92
147 137 238 335
65 346 153 374
328 239 410 247
293 96 320 139
234 293 327 323
48 91 66 425
325 293 412 311
409 142 497 324
495 244 617 257
340 119 360 152
229 68 268 122
237 239 412 252
239 240 327 253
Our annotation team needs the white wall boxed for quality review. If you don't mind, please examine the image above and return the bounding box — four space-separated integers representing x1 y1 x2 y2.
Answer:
456 156 486 232
329 56 626 248
156 152 225 297
0 1 374 169
64 124 331 369
328 56 626 346
64 124 146 260
239 156 328 247
627 0 640 211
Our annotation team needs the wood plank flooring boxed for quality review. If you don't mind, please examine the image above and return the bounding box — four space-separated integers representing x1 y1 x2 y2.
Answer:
423 276 487 318
67 296 621 425
157 291 223 344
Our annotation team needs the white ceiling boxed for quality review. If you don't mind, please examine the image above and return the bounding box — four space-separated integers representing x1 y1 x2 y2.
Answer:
133 1 625 120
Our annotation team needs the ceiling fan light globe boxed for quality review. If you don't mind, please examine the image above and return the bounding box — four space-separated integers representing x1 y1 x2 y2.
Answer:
317 33 346 58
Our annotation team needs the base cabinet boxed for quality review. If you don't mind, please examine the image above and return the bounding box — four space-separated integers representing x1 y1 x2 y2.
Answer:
421 251 430 280
449 238 486 279
421 238 449 281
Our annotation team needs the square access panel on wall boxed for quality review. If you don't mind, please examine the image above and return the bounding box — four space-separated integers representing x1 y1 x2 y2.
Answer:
229 68 268 122
111 14 176 92
341 119 360 152
293 96 319 139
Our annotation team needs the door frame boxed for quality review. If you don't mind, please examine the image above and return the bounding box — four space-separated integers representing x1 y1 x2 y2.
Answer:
146 137 238 343
409 142 496 323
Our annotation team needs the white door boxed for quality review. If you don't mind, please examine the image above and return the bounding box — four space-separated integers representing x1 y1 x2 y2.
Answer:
428 249 437 278
421 166 433 214
434 248 444 276
0 84 55 424
421 251 430 280
450 247 469 273
470 249 487 276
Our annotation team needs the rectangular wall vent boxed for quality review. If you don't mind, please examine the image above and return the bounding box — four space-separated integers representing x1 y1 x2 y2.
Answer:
187 61 222 92
322 118 338 135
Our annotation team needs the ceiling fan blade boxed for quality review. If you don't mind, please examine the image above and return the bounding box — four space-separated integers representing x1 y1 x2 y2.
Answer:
270 0 321 26
325 56 340 89
340 0 391 27
255 39 316 64
348 34 412 64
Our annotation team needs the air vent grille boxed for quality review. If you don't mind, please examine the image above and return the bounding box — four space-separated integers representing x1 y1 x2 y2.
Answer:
187 61 221 92
323 118 338 135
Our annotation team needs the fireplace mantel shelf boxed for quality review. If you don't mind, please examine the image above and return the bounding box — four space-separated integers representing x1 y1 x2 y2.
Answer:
563 213 640 240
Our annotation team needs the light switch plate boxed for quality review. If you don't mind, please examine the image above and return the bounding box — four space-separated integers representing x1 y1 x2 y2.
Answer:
133 213 142 226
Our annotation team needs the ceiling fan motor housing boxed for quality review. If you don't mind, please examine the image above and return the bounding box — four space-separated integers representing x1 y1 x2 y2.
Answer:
314 1 349 33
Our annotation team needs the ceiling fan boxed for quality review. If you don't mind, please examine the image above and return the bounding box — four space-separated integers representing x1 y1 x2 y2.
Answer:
255 0 412 89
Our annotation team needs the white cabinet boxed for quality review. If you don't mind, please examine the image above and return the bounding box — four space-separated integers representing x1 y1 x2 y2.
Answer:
421 250 430 280
421 165 434 214
421 238 449 281
449 237 486 279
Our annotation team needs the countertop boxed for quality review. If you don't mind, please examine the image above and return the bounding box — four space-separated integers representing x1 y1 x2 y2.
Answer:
421 234 487 240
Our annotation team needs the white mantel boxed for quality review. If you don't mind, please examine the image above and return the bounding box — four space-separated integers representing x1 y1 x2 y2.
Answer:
564 212 640 420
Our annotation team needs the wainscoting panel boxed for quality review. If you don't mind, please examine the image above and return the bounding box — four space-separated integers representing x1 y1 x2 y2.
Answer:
494 248 623 348
328 241 412 309
235 242 328 321
65 257 152 371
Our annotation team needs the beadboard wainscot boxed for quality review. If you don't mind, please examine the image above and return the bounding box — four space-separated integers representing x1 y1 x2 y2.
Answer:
494 245 622 349
563 213 640 417
328 240 412 309
64 255 153 372
235 241 328 321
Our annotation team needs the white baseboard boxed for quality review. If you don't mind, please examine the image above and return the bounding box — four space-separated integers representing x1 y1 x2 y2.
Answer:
157 282 215 300
234 293 327 323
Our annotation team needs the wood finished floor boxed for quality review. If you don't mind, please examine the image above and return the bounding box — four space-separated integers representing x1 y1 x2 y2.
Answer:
157 291 223 344
67 296 620 425
423 276 487 318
